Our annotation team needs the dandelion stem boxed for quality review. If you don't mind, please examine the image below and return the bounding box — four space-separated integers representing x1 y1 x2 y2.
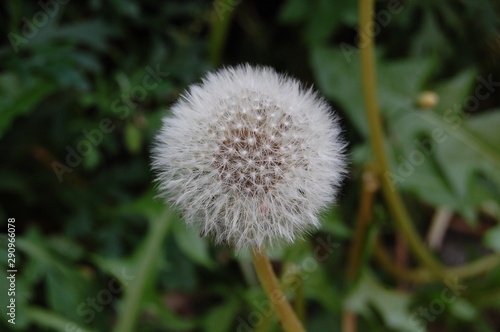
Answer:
251 248 306 332
342 168 379 332
358 0 453 286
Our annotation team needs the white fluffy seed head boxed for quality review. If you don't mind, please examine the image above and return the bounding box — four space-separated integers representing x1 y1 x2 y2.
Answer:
152 64 347 251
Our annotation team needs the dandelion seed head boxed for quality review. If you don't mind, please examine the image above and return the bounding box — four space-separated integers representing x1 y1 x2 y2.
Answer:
152 64 347 251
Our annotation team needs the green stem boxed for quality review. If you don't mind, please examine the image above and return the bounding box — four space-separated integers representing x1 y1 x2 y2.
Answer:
209 0 238 66
374 238 500 283
358 0 452 285
114 210 173 332
251 248 306 332
447 253 500 279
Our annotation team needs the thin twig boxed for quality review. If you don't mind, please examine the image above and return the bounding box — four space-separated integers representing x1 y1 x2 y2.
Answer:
373 238 500 283
426 207 453 250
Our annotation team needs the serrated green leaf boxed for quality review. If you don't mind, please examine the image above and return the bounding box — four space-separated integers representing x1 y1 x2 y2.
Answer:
423 111 500 204
465 109 500 155
433 69 476 116
311 46 434 137
310 46 367 136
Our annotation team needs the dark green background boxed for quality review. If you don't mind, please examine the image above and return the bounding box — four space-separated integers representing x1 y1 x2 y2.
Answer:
1 0 500 331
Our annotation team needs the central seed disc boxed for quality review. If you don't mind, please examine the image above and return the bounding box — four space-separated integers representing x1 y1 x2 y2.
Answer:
211 102 296 195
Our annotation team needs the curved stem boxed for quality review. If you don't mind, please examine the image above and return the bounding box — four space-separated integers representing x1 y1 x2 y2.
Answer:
447 253 500 278
358 0 452 285
373 237 431 283
251 248 306 332
373 237 500 283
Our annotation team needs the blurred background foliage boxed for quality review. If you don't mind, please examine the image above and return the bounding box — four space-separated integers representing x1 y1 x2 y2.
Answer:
1 0 500 331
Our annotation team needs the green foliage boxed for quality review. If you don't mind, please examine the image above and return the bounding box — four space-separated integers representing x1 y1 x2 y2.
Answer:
345 273 423 332
1 0 500 331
